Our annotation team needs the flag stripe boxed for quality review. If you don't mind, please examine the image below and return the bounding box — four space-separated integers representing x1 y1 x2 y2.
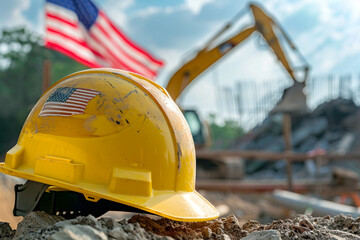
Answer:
76 89 100 94
46 4 118 68
67 96 90 103
91 25 155 78
40 109 82 115
77 88 100 93
97 14 161 72
66 100 88 106
46 28 109 64
46 18 83 41
44 0 164 79
43 102 86 109
40 113 74 117
99 12 164 66
42 106 84 112
93 21 151 74
71 93 94 99
73 92 97 98
46 28 87 48
45 41 101 68
45 4 111 66
46 2 78 24
46 13 77 28
45 33 94 61
87 31 131 69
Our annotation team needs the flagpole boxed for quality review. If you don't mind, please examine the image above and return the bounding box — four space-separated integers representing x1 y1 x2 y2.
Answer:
42 59 51 93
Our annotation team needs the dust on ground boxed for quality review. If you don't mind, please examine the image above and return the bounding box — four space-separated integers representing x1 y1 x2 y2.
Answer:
2 211 360 239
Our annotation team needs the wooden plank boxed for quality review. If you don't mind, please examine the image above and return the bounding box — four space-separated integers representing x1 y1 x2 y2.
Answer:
196 179 360 194
196 150 360 162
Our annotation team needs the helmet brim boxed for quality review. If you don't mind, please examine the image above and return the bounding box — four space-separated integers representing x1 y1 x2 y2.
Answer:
0 163 219 221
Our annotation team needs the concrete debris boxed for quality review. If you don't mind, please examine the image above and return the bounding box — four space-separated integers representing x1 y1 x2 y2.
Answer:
13 211 64 239
240 230 281 240
5 211 360 239
12 212 171 240
50 225 107 240
236 98 360 177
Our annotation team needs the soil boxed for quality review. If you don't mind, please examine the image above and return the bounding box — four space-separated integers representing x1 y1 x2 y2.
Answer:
2 212 360 239
129 213 360 240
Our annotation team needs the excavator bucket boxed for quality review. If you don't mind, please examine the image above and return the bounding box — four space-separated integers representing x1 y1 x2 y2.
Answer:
272 81 309 114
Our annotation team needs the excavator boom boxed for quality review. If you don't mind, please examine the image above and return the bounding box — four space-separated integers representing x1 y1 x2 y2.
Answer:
166 26 256 101
249 4 296 81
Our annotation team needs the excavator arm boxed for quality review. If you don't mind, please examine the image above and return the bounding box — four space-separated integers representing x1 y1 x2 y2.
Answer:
166 3 309 102
165 26 256 101
250 4 309 83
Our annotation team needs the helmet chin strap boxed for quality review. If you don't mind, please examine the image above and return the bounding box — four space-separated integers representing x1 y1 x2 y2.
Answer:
14 180 147 219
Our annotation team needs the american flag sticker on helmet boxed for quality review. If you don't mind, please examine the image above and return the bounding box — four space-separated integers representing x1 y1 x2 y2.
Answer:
39 87 100 117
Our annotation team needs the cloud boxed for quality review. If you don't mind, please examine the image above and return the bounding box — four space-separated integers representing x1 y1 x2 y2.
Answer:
101 0 134 32
184 0 215 15
0 0 31 29
135 0 216 18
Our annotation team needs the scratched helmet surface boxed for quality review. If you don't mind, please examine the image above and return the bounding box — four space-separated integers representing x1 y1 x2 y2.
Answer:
0 68 219 221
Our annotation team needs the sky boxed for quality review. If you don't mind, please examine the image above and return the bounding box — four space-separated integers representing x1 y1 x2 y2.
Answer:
1 0 360 122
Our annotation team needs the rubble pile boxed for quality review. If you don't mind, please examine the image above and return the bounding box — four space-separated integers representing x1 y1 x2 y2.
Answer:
236 98 360 176
6 212 170 240
3 212 360 239
130 213 360 239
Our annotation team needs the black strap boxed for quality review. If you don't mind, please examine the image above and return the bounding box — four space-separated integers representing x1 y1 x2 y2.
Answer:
14 180 146 219
14 180 49 216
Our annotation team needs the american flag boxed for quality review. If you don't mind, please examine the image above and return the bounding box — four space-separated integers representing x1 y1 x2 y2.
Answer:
39 87 100 117
44 0 164 79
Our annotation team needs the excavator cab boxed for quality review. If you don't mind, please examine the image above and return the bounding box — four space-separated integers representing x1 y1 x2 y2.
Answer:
183 109 207 148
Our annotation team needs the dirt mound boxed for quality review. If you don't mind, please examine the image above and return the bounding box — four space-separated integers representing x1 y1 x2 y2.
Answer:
3 211 360 239
244 214 360 240
130 214 360 240
129 214 244 239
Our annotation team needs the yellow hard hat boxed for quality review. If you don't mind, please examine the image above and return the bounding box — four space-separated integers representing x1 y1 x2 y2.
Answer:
0 68 219 222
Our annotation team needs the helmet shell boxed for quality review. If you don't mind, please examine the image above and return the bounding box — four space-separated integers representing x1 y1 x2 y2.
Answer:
0 68 219 221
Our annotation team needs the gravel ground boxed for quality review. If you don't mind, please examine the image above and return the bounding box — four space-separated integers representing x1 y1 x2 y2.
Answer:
2 211 360 239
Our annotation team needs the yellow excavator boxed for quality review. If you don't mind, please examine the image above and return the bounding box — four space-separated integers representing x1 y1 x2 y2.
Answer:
165 3 310 178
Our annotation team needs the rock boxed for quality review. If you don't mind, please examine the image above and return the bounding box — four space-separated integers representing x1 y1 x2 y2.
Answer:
241 230 281 240
328 230 360 240
201 227 212 238
291 117 328 146
14 211 64 239
332 133 355 154
0 222 15 239
50 225 107 240
108 227 128 239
